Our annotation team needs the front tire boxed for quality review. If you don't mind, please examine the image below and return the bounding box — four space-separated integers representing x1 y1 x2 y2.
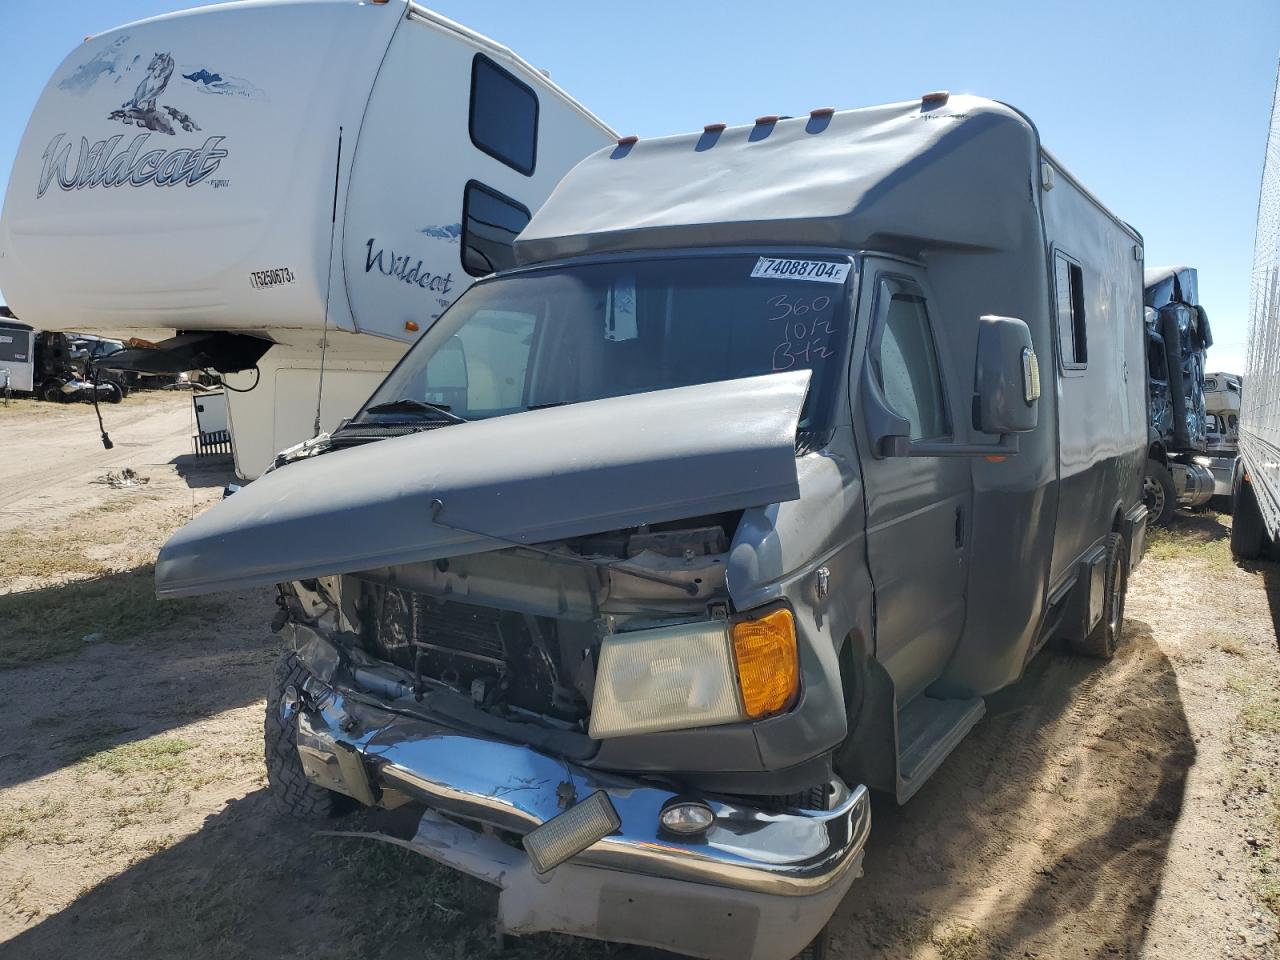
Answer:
1069 533 1128 660
1143 459 1176 526
264 650 354 819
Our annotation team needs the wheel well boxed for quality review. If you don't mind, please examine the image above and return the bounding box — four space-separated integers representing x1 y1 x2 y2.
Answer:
1148 443 1167 466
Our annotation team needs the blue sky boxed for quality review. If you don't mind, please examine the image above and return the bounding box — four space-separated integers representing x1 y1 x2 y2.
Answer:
1 0 1276 373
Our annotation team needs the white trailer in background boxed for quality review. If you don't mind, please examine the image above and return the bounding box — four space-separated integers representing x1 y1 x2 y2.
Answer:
1233 61 1280 560
0 320 35 396
0 0 614 478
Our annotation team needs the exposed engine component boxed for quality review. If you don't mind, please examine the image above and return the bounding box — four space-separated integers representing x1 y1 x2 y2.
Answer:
352 518 737 726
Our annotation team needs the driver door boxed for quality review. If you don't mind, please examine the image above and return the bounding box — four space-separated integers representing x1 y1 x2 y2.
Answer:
852 260 972 704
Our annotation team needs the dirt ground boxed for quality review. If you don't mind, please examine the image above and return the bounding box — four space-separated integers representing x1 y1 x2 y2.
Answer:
1 392 1278 960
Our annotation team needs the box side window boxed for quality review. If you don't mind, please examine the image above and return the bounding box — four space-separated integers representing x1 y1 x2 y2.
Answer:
461 181 532 278
1055 252 1088 369
469 53 538 176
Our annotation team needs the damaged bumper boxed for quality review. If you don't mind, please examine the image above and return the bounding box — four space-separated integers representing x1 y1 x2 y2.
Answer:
288 656 870 960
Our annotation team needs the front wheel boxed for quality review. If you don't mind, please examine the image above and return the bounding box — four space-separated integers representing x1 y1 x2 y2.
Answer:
1143 459 1176 526
1069 532 1128 660
264 650 355 819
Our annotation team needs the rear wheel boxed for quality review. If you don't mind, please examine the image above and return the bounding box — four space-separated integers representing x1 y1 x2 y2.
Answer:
264 650 355 819
1143 459 1176 526
1230 471 1269 561
40 379 64 403
1069 533 1128 660
102 381 124 404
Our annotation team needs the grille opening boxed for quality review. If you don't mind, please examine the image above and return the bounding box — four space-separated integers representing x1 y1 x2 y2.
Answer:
364 586 585 722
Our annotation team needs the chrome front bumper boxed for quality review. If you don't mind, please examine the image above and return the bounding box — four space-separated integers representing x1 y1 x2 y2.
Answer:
288 660 870 959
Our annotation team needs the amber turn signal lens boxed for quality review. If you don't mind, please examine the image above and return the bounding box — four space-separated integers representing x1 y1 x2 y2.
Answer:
731 608 799 719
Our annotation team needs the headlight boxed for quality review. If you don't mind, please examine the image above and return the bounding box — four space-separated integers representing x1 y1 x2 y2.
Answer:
588 607 799 739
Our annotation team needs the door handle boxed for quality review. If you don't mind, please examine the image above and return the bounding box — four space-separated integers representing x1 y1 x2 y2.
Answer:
955 505 964 549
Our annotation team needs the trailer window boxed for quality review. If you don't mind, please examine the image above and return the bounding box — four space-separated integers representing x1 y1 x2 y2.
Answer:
875 285 949 441
469 54 538 176
461 181 532 278
1055 253 1088 368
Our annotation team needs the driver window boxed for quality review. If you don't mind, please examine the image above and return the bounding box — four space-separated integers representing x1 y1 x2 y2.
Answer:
875 281 949 441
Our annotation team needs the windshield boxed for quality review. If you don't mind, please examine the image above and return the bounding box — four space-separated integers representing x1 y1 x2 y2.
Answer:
357 254 853 431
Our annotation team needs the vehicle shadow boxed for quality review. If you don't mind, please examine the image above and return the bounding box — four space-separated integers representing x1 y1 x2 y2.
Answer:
2 790 666 960
1238 559 1280 650
1170 507 1231 543
831 618 1193 958
1 621 1191 960
0 571 276 791
170 452 237 490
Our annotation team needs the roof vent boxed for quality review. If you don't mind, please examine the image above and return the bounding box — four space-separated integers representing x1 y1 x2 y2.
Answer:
809 107 835 118
704 123 727 133
754 115 780 125
921 90 950 105
616 135 639 146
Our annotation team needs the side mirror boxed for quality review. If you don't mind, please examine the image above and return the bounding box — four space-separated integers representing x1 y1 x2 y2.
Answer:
974 315 1039 436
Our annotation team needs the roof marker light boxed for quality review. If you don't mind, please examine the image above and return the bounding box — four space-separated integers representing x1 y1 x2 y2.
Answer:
810 107 835 118
921 90 950 105
704 123 727 133
617 135 639 146
404 320 419 332
754 115 780 125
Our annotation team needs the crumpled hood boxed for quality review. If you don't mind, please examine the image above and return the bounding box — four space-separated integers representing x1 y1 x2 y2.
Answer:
156 371 811 597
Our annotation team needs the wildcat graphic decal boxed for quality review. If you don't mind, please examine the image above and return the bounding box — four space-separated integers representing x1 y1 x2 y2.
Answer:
108 53 199 135
36 47 249 198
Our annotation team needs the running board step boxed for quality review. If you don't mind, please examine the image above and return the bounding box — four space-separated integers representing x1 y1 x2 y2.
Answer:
896 695 986 804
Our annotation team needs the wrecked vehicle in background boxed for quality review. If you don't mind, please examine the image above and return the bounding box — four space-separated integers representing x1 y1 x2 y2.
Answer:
1203 370 1242 504
157 94 1148 960
1143 266 1215 523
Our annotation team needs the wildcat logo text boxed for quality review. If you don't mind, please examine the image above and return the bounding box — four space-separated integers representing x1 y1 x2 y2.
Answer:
36 132 228 198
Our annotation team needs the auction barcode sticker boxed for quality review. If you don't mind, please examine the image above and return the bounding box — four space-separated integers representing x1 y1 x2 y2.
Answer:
751 257 850 284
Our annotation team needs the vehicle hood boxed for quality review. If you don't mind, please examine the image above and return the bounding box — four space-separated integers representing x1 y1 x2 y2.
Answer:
155 371 811 597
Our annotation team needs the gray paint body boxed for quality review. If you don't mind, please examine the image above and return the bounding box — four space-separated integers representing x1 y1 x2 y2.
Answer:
158 95 1147 797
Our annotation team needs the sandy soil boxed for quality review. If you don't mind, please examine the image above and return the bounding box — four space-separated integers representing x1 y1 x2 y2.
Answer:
0 393 1277 960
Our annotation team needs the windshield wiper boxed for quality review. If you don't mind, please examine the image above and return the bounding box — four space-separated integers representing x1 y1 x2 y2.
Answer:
364 398 467 423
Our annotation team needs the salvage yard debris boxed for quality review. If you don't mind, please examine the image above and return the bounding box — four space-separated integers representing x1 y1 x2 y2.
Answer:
91 468 149 488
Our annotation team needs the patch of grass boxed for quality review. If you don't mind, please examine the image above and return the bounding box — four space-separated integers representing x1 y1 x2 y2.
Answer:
1145 520 1234 570
55 720 136 757
0 526 107 582
87 737 195 776
107 794 169 830
0 565 222 668
1230 675 1280 736
0 799 69 851
931 924 989 960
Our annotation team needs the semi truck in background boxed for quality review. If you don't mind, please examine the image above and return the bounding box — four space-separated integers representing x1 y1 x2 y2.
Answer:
1203 370 1242 503
0 0 614 478
1142 265 1216 524
1232 65 1280 562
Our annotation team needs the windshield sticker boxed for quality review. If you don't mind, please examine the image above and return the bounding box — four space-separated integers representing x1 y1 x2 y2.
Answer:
751 257 850 284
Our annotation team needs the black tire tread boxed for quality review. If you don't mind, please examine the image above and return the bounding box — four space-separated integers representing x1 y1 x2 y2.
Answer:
1069 533 1127 660
1231 474 1268 561
264 650 349 819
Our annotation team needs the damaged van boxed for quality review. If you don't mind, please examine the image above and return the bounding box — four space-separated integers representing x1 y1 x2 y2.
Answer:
157 94 1148 960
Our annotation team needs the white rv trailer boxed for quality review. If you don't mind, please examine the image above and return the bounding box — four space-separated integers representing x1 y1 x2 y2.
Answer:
0 0 615 477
